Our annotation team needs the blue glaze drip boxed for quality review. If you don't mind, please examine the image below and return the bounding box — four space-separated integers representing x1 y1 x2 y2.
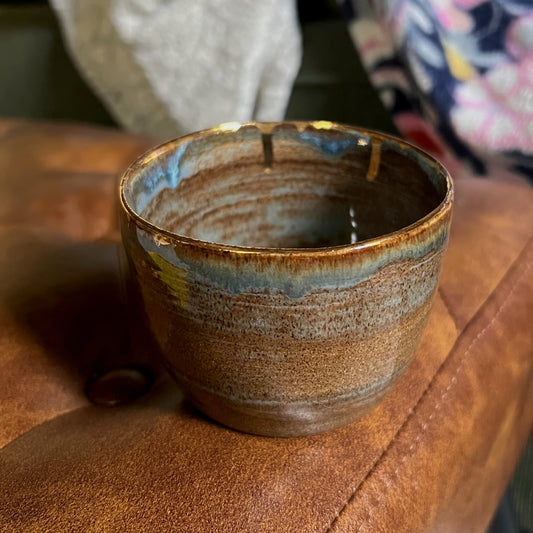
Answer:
164 141 190 188
299 132 358 157
132 140 191 213
137 222 448 301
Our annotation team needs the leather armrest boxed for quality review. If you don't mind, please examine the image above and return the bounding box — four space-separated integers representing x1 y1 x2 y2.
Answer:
1 120 532 532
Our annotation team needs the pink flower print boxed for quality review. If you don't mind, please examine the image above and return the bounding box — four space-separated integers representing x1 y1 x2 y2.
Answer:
427 0 477 32
506 14 533 60
451 55 533 154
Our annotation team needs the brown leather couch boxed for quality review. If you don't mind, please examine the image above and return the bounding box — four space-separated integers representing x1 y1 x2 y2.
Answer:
1 119 532 532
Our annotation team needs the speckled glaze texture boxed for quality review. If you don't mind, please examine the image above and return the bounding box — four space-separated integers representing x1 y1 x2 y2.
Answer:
119 122 453 437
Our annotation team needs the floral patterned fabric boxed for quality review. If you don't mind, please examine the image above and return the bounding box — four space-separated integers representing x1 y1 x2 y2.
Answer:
342 0 533 183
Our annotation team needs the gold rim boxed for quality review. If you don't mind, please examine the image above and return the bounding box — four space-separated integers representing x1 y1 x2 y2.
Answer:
119 121 454 257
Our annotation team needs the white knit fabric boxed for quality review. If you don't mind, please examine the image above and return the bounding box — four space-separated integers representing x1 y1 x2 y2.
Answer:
50 0 302 137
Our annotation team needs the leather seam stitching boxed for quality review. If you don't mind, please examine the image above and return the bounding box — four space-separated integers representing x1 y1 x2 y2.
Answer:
325 237 533 533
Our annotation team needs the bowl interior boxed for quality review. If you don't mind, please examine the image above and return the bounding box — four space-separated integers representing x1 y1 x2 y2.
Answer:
122 123 448 248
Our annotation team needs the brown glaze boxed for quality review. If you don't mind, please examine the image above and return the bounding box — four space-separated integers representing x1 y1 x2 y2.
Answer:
119 121 453 436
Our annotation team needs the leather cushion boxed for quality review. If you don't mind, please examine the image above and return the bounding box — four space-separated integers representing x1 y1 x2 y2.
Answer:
1 120 532 532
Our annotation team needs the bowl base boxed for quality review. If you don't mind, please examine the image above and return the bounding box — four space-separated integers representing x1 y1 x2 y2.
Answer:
180 380 394 438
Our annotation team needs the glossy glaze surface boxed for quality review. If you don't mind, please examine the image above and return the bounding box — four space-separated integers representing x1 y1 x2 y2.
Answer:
120 121 453 436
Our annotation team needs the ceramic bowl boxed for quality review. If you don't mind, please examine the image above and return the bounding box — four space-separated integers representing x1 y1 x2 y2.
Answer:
119 121 453 437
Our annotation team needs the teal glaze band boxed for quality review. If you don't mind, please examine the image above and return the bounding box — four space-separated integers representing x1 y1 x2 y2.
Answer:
135 225 447 300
